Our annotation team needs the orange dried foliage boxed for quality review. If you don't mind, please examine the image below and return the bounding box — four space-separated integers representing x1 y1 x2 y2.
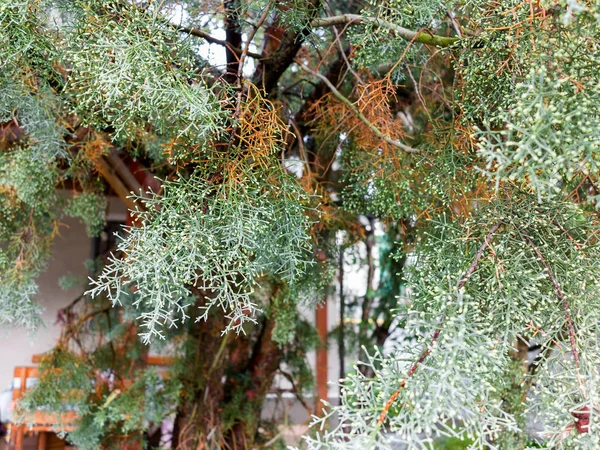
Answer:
164 81 289 177
309 75 409 165
236 82 288 161
0 185 20 207
80 131 112 163
224 82 290 180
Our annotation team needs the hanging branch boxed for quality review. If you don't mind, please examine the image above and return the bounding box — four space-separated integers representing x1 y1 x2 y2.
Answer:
518 230 581 368
59 305 113 344
237 2 272 82
376 221 502 427
295 60 419 153
310 14 459 47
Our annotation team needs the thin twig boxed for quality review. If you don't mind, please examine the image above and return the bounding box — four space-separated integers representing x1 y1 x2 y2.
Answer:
234 2 272 118
60 305 112 344
238 3 271 80
546 214 588 258
446 9 463 38
376 222 502 427
295 60 419 153
324 0 364 87
458 222 502 290
176 25 264 60
278 370 313 415
406 67 430 121
261 431 284 448
290 119 313 182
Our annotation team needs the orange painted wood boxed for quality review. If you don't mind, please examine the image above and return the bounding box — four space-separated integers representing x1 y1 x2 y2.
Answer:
315 296 328 415
33 353 174 366
143 355 175 366
11 367 77 450
36 431 47 450
12 425 24 450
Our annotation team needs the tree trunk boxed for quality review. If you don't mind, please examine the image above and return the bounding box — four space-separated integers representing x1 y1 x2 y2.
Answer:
172 289 284 450
172 310 230 449
224 316 284 449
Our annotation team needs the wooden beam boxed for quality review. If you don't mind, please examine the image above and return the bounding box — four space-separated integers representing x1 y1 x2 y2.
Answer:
34 353 174 366
95 156 139 211
106 151 144 197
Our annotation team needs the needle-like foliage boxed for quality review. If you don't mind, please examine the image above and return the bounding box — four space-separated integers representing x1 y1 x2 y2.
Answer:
87 168 316 342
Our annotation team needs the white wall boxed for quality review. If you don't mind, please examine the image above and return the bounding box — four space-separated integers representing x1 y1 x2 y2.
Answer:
0 196 127 392
0 216 91 391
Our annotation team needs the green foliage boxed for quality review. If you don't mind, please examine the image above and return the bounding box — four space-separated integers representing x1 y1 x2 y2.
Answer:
302 193 600 449
494 357 529 449
348 0 449 76
282 318 320 391
0 146 58 328
457 0 530 126
19 350 94 417
273 0 321 34
65 192 107 237
0 78 66 159
459 1 600 199
0 0 67 329
0 146 58 205
341 142 477 220
270 290 300 345
0 280 43 328
62 1 227 153
435 435 474 450
0 0 58 81
19 348 181 450
409 195 600 346
221 372 258 431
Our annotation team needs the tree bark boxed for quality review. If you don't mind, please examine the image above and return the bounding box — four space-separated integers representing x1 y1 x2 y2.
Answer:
223 0 243 84
224 315 284 449
252 0 322 95
173 309 230 449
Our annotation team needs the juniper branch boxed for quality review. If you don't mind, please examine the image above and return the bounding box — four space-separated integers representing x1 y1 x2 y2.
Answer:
519 230 581 368
309 14 460 47
59 305 113 344
176 25 264 60
376 221 502 426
